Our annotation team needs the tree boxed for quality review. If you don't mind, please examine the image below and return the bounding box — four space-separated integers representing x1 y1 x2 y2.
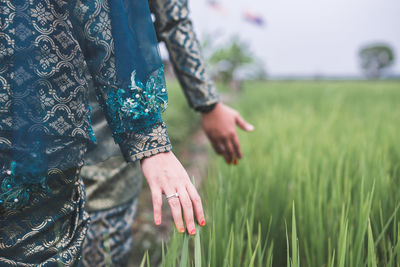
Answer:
359 43 395 79
208 37 254 90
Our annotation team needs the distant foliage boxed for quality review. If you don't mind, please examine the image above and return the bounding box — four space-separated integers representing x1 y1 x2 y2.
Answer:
359 43 395 79
209 37 254 84
202 35 267 90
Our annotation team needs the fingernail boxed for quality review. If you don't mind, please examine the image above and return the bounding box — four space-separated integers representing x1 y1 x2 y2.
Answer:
179 228 185 233
248 124 255 131
200 220 206 226
155 220 161 225
234 159 238 165
190 229 196 235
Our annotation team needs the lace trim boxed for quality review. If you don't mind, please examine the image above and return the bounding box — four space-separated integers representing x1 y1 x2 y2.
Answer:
129 144 172 161
102 66 168 144
0 139 86 212
0 153 49 211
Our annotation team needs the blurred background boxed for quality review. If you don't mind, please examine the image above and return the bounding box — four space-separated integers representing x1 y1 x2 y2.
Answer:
160 0 400 80
132 1 400 266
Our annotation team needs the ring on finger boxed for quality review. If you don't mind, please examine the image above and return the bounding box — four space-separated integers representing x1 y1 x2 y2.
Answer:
166 192 179 201
218 144 225 152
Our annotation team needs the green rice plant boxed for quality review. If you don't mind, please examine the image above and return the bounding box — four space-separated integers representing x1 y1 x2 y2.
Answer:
157 81 400 267
287 203 300 267
139 251 150 267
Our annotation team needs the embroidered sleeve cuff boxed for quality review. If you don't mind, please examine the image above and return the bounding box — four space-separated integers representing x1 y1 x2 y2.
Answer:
99 66 168 143
194 101 219 113
97 66 172 161
94 66 171 162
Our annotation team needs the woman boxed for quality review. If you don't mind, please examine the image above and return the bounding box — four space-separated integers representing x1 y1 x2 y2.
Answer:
0 0 204 265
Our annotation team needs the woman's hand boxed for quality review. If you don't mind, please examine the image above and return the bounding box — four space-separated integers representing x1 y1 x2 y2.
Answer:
141 151 205 235
201 102 254 165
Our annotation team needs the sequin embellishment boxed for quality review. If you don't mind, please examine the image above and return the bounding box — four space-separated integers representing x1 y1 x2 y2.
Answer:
0 153 49 211
102 66 168 143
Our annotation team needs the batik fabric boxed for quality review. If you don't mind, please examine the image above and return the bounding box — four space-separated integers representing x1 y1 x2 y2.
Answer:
0 0 171 265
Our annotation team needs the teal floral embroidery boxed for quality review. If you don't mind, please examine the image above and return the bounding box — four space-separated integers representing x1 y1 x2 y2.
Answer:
0 151 49 210
103 66 168 143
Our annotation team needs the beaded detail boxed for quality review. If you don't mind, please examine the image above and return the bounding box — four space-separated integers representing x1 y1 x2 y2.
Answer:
0 154 49 211
102 66 168 143
88 106 97 143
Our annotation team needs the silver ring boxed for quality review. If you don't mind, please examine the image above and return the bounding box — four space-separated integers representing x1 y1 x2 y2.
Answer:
166 192 179 201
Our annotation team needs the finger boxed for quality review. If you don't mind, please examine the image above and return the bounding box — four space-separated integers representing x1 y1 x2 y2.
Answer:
223 138 235 164
177 187 196 235
236 114 254 132
164 187 185 233
211 140 225 155
150 187 162 225
186 183 205 226
231 133 243 161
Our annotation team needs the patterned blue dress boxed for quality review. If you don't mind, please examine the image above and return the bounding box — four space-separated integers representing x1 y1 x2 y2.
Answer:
0 0 170 265
80 0 222 265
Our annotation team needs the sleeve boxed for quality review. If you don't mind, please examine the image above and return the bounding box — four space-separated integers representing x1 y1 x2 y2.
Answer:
149 0 220 111
71 0 172 162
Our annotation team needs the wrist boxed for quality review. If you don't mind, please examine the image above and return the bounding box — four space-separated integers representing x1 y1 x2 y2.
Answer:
197 102 219 114
140 150 172 164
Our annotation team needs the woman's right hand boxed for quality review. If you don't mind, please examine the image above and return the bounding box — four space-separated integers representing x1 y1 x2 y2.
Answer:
140 151 205 235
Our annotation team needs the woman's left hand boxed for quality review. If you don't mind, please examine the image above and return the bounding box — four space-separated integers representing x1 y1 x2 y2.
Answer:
201 102 254 165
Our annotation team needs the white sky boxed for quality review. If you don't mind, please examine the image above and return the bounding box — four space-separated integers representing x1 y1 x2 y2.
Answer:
181 0 400 77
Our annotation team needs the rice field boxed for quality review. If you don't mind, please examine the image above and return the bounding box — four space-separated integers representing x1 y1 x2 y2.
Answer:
145 80 400 267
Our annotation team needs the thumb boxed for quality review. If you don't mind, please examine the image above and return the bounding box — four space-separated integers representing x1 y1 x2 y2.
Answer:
235 113 254 131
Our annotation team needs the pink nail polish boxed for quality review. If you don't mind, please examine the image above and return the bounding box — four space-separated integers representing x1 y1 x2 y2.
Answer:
155 220 161 225
190 229 196 235
200 220 206 226
180 228 185 233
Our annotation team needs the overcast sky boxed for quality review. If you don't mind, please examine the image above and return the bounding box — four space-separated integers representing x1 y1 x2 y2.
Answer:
179 0 400 77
